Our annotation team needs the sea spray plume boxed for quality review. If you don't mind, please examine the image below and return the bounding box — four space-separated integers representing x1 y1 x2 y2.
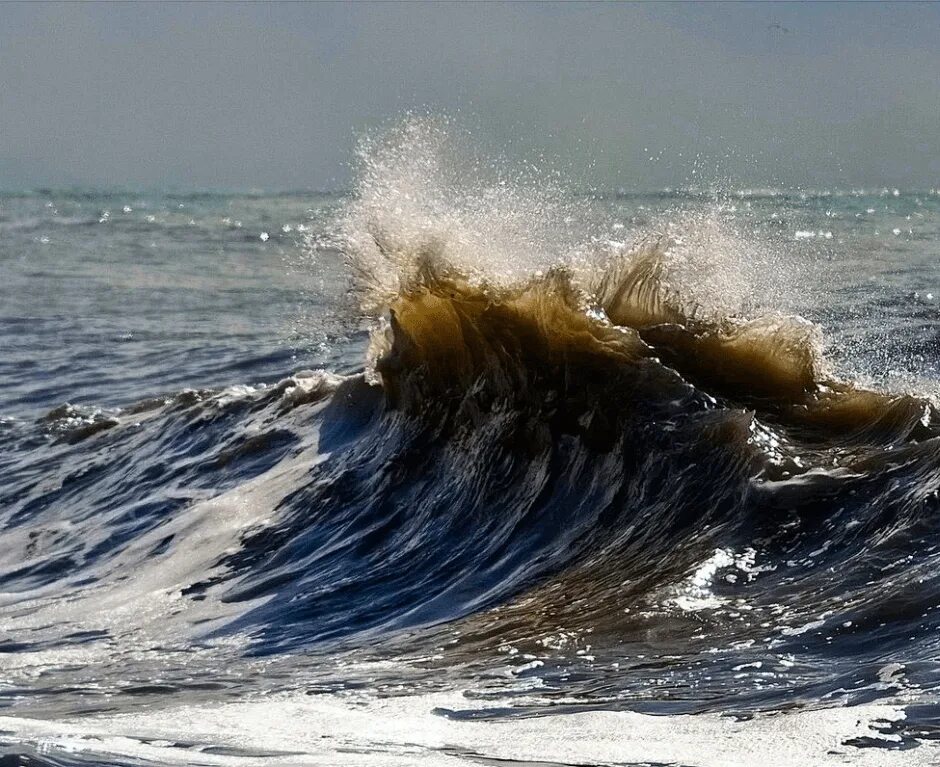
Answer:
336 116 600 314
338 118 808 322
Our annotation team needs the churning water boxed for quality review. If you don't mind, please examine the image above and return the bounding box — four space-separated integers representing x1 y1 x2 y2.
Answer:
4 121 940 765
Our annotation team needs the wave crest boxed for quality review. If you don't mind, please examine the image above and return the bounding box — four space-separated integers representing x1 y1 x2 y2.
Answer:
329 117 935 446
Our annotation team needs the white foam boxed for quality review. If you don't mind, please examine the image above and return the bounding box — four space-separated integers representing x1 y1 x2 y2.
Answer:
0 689 932 766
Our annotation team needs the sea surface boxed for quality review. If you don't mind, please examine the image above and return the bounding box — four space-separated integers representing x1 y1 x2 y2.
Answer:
4 123 940 765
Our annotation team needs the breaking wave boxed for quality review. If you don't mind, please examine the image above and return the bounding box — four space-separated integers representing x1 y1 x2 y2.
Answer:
5 118 940 764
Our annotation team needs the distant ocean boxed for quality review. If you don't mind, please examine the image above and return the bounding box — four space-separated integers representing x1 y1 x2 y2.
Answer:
4 121 940 765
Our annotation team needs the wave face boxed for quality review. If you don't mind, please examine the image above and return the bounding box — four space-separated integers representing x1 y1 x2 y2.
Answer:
5 122 940 764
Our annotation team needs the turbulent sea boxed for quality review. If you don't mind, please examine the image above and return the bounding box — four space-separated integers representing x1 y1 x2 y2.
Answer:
5 125 940 766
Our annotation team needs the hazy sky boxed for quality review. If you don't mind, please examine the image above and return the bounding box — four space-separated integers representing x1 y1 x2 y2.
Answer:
2 2 939 191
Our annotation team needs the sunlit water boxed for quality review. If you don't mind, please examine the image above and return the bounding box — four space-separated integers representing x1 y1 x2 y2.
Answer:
4 171 940 766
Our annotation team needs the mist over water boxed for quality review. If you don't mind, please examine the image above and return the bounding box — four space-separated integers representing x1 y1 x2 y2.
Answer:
4 121 940 765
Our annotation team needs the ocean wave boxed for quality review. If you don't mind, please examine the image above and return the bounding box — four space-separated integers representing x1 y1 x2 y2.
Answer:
6 121 940 765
